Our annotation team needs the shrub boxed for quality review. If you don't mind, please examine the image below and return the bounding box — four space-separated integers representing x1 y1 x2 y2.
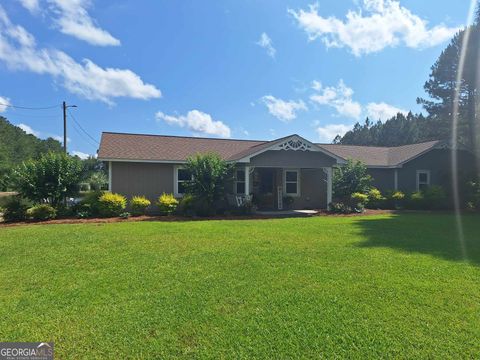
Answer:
130 196 151 216
367 188 386 209
351 192 368 204
176 194 196 216
406 191 425 210
157 193 179 215
333 159 372 201
385 190 405 209
11 152 83 207
423 186 448 210
98 192 127 217
76 190 104 217
2 196 30 222
27 204 57 221
184 153 234 216
329 202 353 214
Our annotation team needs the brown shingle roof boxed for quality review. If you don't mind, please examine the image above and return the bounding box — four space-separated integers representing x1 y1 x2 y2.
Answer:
97 132 267 162
97 132 443 167
319 140 442 167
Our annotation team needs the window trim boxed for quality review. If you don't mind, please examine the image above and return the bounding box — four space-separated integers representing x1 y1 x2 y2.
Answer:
283 169 300 197
416 169 430 191
235 169 246 195
174 166 192 197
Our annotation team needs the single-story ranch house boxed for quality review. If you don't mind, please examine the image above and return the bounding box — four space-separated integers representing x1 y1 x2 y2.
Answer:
97 132 475 210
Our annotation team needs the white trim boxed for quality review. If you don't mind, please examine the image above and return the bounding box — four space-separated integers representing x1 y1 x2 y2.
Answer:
245 166 250 195
394 169 398 191
325 167 332 208
99 158 187 164
174 165 192 197
283 169 300 197
235 135 346 164
416 169 430 191
234 168 247 195
108 161 112 191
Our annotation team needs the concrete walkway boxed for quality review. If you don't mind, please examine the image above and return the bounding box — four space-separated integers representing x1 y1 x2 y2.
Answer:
255 209 319 217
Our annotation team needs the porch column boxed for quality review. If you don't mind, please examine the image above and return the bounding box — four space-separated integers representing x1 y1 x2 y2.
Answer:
108 161 112 191
326 167 333 209
245 165 250 195
394 169 398 191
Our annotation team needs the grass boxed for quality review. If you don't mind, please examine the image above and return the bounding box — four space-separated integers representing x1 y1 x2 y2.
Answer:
0 213 479 358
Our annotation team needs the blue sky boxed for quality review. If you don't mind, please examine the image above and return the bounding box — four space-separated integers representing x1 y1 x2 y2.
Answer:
0 0 472 158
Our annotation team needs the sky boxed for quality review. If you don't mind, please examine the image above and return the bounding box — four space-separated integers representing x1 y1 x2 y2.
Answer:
0 0 473 158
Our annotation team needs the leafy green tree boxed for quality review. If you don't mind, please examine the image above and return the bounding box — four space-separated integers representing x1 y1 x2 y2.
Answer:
184 153 233 215
333 159 372 200
12 152 83 207
0 117 63 190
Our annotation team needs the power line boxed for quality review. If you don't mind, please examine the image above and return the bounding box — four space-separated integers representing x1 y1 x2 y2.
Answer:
71 121 99 149
67 109 99 145
0 102 60 110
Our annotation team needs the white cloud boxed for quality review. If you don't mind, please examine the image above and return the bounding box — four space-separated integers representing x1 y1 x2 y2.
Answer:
310 80 362 119
366 102 407 121
316 123 352 142
18 123 40 136
156 110 231 138
17 0 40 13
289 1 460 56
261 95 307 122
46 0 120 46
72 150 91 159
0 96 10 113
0 6 161 103
256 32 276 58
17 0 119 46
311 80 322 91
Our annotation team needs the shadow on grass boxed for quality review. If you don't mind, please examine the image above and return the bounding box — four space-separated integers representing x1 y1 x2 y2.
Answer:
353 212 480 265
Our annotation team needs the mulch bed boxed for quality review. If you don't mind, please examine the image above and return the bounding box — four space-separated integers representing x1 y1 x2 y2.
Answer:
0 209 396 227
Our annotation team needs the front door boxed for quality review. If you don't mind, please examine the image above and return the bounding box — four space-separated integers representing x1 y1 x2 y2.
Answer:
257 168 276 210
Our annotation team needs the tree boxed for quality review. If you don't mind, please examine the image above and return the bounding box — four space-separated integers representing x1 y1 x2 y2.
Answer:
12 152 84 207
333 159 372 200
417 8 480 149
184 153 233 215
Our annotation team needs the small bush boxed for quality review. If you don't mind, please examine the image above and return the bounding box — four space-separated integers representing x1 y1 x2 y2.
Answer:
351 192 368 204
78 190 104 217
119 212 131 219
367 188 386 209
2 196 30 222
157 193 179 215
406 191 425 210
329 202 353 214
176 194 196 216
423 186 448 210
384 190 405 209
27 204 57 221
130 196 151 216
98 192 127 217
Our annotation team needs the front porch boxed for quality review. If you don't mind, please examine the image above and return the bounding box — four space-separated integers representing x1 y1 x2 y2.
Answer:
232 166 333 211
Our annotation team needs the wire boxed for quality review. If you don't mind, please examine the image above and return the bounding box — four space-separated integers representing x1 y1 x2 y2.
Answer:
0 102 60 110
71 121 99 149
67 109 100 145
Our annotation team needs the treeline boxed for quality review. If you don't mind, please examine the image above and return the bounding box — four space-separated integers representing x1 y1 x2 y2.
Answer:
335 6 480 148
0 116 63 189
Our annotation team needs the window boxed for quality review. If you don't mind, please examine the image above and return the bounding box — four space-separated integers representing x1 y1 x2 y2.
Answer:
416 170 430 191
284 169 300 196
235 169 246 194
175 167 192 196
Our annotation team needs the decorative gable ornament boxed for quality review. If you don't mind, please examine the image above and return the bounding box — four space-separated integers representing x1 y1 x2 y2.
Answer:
277 138 312 151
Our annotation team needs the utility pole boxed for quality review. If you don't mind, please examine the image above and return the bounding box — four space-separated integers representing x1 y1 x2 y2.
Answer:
62 101 77 154
62 101 67 153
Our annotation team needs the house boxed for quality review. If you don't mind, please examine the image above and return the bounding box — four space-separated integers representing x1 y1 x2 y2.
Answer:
97 132 475 210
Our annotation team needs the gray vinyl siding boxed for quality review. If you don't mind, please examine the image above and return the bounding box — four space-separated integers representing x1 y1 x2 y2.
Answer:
249 150 337 168
367 168 395 192
111 162 174 204
294 168 327 209
396 149 475 193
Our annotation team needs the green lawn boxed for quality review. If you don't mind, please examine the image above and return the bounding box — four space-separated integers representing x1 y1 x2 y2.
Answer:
1 214 479 358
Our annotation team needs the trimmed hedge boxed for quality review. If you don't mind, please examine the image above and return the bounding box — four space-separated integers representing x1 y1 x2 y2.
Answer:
98 192 127 217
